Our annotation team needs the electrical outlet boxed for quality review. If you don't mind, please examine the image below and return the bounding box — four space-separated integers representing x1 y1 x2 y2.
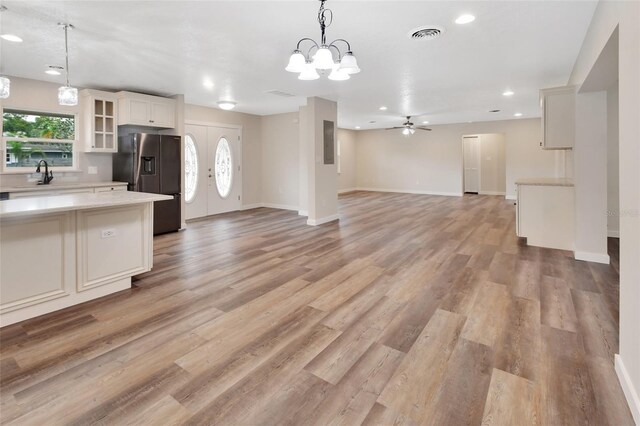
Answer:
88 166 98 175
101 229 116 239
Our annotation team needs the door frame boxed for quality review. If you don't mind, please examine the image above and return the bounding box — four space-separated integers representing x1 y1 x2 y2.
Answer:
461 135 482 194
184 120 243 217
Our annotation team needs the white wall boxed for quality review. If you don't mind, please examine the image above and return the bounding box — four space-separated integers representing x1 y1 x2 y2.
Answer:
0 77 113 186
301 97 338 225
607 82 619 237
573 91 609 263
569 1 640 422
260 112 299 210
353 118 556 199
337 128 357 192
184 104 262 207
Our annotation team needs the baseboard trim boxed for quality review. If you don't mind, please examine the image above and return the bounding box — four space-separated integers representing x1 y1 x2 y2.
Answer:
355 187 463 197
608 229 620 238
307 214 340 226
241 203 263 210
262 203 299 211
505 195 517 201
298 210 308 217
338 188 358 194
574 250 610 264
615 354 640 425
479 191 506 196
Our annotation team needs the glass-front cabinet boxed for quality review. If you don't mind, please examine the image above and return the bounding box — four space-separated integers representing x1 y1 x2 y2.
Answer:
82 89 118 153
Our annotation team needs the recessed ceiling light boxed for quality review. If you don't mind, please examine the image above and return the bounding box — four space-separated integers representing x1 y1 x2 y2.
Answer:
217 101 236 110
514 112 523 117
1 34 23 42
379 106 387 111
45 69 61 75
455 14 476 25
503 90 514 96
422 121 429 124
203 79 214 89
355 126 361 129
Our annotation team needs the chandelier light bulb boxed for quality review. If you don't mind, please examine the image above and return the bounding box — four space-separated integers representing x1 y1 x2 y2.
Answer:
298 62 320 80
339 52 360 74
0 76 10 99
312 46 335 70
58 85 78 106
328 64 350 81
285 50 306 73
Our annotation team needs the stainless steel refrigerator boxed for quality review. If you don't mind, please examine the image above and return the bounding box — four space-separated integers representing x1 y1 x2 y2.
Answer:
113 133 181 235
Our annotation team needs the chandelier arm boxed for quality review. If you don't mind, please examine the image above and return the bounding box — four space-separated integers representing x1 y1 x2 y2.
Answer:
296 37 319 52
329 38 352 52
327 43 342 59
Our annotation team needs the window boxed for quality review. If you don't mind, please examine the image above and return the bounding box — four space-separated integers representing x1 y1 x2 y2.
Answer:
2 110 76 171
214 137 233 198
184 134 199 203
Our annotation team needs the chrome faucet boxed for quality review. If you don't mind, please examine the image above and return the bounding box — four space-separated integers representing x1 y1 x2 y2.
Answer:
36 160 54 185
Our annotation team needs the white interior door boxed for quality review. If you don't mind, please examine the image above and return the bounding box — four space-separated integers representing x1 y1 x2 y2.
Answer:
207 127 242 215
463 136 480 193
184 124 241 220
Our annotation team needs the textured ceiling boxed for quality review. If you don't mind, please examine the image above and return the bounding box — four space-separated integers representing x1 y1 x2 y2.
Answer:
1 1 597 129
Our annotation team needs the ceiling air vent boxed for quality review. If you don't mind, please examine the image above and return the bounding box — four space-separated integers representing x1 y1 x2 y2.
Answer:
409 26 445 40
267 90 296 98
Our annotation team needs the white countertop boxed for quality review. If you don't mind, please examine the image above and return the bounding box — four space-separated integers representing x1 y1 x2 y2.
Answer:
515 178 574 187
0 181 128 193
0 191 172 218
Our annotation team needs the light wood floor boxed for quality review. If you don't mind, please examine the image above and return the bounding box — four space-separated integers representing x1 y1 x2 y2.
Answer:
0 192 634 425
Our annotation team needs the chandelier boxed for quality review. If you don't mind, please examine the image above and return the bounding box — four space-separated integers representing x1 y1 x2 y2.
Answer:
285 0 360 81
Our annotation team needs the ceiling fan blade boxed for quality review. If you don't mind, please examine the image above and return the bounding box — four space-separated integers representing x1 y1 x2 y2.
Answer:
416 127 432 131
385 127 404 130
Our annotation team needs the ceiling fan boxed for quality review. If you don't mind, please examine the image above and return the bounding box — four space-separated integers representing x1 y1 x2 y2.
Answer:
386 116 432 135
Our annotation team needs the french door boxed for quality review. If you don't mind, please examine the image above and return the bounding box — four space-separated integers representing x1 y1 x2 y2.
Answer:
185 124 242 220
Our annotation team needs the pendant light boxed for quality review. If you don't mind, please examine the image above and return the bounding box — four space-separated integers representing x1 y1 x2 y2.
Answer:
58 23 78 106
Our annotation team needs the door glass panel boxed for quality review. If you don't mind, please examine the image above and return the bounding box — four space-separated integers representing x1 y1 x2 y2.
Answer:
214 137 232 198
184 134 198 203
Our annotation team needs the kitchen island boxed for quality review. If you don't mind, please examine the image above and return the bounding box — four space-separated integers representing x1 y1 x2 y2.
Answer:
0 191 171 326
515 177 575 250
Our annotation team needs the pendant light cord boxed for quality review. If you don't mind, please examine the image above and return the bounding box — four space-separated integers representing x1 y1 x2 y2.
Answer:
63 24 70 87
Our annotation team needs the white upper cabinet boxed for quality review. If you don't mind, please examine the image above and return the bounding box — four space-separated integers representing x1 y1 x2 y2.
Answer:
540 86 576 149
81 89 118 153
117 91 176 128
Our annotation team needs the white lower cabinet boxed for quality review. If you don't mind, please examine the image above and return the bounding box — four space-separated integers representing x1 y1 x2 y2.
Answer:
516 183 574 250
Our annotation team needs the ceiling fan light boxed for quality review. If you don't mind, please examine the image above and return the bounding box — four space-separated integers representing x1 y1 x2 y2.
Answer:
0 76 10 99
339 52 360 74
312 46 335 70
402 128 411 136
328 64 350 81
58 85 78 106
285 50 306 73
298 62 320 80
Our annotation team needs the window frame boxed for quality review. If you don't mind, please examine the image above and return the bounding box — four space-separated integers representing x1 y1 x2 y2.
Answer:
1 108 80 174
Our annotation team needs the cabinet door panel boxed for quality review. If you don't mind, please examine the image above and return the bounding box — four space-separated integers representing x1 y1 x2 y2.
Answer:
151 102 175 127
129 99 151 124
